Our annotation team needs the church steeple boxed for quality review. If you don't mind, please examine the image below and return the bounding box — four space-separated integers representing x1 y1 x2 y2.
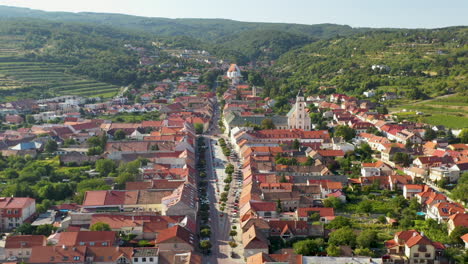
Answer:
287 88 311 130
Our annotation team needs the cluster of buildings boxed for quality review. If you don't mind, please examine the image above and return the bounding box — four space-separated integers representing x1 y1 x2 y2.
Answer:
0 87 219 263
221 66 467 263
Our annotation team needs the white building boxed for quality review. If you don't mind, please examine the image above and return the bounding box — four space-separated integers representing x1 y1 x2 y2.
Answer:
287 90 312 130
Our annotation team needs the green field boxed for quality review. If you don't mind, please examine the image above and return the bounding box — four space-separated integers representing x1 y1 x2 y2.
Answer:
0 61 120 99
391 94 468 129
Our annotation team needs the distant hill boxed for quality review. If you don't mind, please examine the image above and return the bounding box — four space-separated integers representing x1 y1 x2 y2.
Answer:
0 5 360 41
266 27 468 99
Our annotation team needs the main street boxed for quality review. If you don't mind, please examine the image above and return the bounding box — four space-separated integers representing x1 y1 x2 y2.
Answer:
202 99 244 264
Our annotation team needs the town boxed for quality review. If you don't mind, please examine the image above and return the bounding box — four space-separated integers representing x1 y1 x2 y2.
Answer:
0 57 467 264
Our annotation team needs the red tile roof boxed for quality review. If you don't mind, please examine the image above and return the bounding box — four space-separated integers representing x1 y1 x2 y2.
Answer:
57 231 117 247
0 197 34 209
155 225 196 246
29 246 87 263
5 235 46 249
297 207 335 218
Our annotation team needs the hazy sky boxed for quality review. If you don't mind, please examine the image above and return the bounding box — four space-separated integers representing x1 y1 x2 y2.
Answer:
0 0 467 28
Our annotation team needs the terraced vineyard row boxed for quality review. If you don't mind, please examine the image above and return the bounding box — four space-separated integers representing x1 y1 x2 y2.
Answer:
0 61 120 98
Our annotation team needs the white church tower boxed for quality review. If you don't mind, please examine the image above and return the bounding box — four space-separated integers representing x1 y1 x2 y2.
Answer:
227 64 242 85
287 89 311 130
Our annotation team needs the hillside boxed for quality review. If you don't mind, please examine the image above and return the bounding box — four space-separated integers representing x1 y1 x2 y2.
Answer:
0 19 152 101
265 28 468 99
209 30 315 64
0 5 360 41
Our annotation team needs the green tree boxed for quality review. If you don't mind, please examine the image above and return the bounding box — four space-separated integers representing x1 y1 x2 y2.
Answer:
44 140 58 153
261 118 275 129
328 227 357 247
95 159 116 177
355 247 374 257
308 212 321 222
356 230 378 249
16 223 34 235
34 224 56 236
293 238 324 256
229 230 237 238
292 139 300 150
334 125 356 141
323 196 342 209
115 172 136 189
90 222 111 231
326 244 341 256
357 199 373 214
460 128 468 143
194 123 204 134
449 226 468 245
424 127 437 141
200 240 212 253
200 228 211 238
328 216 352 229
114 129 126 140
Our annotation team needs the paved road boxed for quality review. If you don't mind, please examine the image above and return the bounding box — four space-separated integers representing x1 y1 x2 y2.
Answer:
203 101 245 264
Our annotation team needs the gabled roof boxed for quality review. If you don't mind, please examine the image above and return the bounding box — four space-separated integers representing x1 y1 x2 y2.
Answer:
87 247 134 262
242 225 269 249
461 233 468 243
155 225 196 246
29 246 87 263
449 213 468 229
57 231 116 246
0 197 35 209
296 207 334 218
5 235 46 248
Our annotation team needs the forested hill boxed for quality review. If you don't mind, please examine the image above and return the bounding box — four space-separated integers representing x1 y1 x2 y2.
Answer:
0 5 360 41
263 27 468 99
208 30 315 64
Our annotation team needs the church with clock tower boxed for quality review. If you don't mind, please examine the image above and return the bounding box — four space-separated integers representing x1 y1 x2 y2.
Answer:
287 89 311 130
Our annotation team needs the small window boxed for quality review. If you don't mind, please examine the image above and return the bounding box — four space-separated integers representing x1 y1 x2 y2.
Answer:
149 257 154 261
73 256 80 261
425 253 431 258
414 253 419 258
134 258 138 262
101 242 107 246
89 242 95 246
142 258 147 262
79 242 85 246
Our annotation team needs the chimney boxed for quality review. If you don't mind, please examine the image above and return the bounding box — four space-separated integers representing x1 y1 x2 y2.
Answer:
413 232 418 237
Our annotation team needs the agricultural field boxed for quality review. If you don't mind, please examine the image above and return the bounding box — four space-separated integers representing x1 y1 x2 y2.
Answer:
0 60 121 100
390 94 468 129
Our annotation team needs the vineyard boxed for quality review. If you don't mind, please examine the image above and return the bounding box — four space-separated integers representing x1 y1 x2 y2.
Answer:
0 61 120 99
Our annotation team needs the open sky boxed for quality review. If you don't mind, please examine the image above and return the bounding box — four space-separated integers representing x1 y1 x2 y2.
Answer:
0 0 467 28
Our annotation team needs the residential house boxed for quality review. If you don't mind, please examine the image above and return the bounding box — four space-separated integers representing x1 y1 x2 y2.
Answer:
361 161 393 177
402 185 425 199
447 213 468 234
0 197 36 231
242 225 269 258
155 225 196 252
56 231 117 247
429 166 460 183
413 156 443 170
161 183 198 220
295 207 335 223
385 230 445 264
426 202 464 223
4 235 46 261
